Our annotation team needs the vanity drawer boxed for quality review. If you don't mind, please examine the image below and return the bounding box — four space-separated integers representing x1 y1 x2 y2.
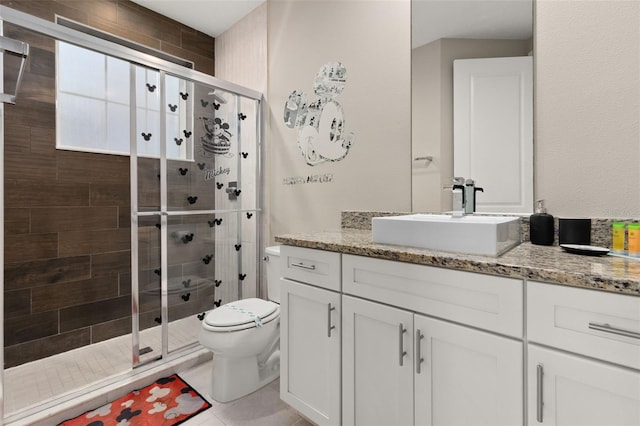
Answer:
528 281 640 370
280 246 341 291
342 254 523 338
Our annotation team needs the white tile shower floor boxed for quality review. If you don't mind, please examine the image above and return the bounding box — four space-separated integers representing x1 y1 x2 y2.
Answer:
4 315 202 415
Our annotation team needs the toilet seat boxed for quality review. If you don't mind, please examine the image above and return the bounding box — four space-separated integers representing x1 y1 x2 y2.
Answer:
204 298 279 332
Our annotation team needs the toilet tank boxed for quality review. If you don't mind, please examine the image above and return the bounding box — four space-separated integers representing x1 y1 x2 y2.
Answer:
265 246 281 303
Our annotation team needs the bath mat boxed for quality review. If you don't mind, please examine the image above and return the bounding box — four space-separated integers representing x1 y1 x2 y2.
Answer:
58 374 211 426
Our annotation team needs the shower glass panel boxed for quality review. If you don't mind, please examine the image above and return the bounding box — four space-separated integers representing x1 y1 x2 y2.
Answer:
1 5 263 422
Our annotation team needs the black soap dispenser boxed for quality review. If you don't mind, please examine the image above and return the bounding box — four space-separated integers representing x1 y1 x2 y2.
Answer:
530 200 554 245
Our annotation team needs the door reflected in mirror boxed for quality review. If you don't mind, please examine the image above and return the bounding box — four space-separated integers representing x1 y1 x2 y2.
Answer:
411 0 533 214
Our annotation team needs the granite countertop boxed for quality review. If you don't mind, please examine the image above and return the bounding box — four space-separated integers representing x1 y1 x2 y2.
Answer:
275 228 640 297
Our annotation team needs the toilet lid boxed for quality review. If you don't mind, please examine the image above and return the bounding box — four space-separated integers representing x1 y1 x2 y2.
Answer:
204 298 278 328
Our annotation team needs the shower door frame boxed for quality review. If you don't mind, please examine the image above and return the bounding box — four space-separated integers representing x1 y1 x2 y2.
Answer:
0 5 264 422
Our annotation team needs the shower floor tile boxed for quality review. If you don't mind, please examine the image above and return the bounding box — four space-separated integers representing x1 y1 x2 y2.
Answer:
4 316 200 415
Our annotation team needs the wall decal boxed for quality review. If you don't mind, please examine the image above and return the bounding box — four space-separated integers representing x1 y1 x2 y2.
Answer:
174 137 183 146
283 173 334 185
216 182 224 189
183 130 192 138
181 233 194 244
197 313 205 320
214 279 222 288
181 293 191 301
141 132 152 141
200 116 232 157
182 279 192 288
146 83 156 92
200 99 209 108
178 167 188 175
238 113 246 120
197 162 206 170
180 92 189 100
203 166 231 181
202 254 213 265
187 196 198 205
246 212 253 219
168 104 177 112
214 299 222 308
284 62 355 166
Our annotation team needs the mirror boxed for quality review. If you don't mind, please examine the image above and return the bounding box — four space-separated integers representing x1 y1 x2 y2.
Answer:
411 0 533 214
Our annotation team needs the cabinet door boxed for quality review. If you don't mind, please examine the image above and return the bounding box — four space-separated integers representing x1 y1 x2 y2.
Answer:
414 314 523 426
342 295 414 426
528 344 640 426
280 278 341 426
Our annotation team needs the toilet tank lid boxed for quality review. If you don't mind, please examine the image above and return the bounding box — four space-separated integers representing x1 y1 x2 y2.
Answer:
265 246 280 256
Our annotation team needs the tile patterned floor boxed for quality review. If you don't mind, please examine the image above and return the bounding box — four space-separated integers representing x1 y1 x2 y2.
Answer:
179 361 313 426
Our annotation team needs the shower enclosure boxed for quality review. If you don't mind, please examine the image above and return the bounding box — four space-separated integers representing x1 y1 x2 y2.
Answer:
0 6 263 421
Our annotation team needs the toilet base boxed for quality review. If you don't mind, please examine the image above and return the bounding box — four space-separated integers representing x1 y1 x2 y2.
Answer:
210 349 280 402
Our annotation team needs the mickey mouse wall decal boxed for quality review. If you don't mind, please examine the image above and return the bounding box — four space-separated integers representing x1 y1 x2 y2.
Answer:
235 244 242 251
183 130 192 138
178 167 188 175
181 293 191 302
241 152 249 159
141 132 152 141
187 196 198 204
197 313 205 320
182 279 192 288
181 233 194 244
146 83 156 92
214 279 222 287
202 254 213 265
238 113 246 120
200 99 209 108
197 162 206 170
239 274 247 281
213 102 220 110
216 182 224 190
168 104 177 112
214 299 222 307
180 92 188 100
246 212 253 219
284 62 355 166
174 138 183 146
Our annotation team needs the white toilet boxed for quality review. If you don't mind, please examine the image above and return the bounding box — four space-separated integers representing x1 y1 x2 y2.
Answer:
199 245 281 402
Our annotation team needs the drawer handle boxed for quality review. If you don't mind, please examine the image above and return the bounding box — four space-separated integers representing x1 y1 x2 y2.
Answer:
588 322 640 340
399 323 407 366
536 364 544 423
291 262 316 271
327 303 336 338
415 329 424 374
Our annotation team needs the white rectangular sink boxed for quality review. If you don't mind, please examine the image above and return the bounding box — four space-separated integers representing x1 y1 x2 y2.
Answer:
372 214 521 256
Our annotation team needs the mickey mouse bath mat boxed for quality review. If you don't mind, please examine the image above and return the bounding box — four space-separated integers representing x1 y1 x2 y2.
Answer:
58 374 211 426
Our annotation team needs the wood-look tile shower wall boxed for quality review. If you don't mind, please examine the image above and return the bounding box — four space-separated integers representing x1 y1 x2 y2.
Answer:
1 0 215 368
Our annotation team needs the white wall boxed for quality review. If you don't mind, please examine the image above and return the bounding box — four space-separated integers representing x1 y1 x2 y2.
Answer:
535 0 640 218
268 0 412 239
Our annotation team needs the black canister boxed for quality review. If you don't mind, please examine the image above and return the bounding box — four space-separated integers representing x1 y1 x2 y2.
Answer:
530 200 554 245
559 218 591 245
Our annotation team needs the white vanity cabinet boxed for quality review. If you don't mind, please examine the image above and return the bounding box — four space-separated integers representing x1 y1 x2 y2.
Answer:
527 281 640 426
280 246 342 426
342 254 524 426
342 295 415 426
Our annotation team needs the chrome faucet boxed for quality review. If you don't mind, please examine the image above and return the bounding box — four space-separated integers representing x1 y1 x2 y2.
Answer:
463 179 484 214
445 177 484 216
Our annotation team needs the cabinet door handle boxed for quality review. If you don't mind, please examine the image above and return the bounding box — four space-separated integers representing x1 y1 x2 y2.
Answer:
415 329 424 374
399 323 407 366
327 303 336 337
291 262 316 271
588 322 640 340
536 364 544 423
